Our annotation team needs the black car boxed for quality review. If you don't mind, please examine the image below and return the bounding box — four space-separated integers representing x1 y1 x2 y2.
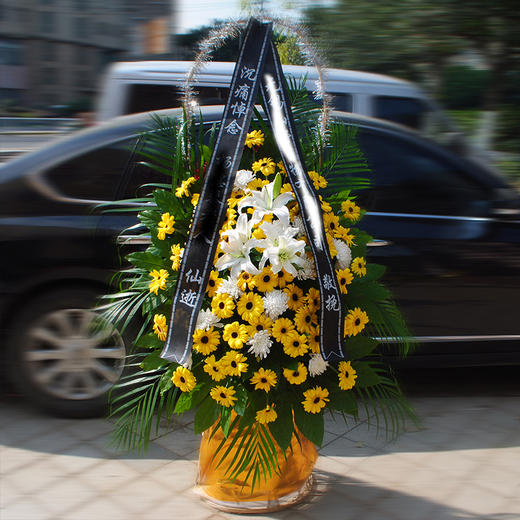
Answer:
1 107 519 416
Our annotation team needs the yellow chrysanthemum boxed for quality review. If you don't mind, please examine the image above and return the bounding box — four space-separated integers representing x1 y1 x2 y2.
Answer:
351 257 367 276
344 307 369 337
305 287 321 311
210 385 237 407
175 176 196 198
221 351 248 376
227 190 243 209
320 198 332 213
283 333 309 357
245 129 264 148
171 366 196 393
252 157 276 177
308 170 328 190
308 327 321 354
191 192 200 207
256 404 277 424
206 270 222 298
247 314 273 337
323 212 341 237
289 203 300 221
327 234 337 257
336 226 355 246
253 267 277 293
247 178 269 191
237 292 263 323
271 317 296 343
283 362 308 385
277 160 286 174
341 199 361 222
294 306 317 335
302 386 329 414
236 271 256 291
336 267 354 295
338 361 357 390
192 327 220 355
280 182 293 194
275 268 294 289
211 294 236 319
223 321 249 350
153 313 168 341
203 355 227 382
251 227 266 240
170 244 183 271
157 212 175 240
250 367 278 392
149 269 169 295
284 283 305 311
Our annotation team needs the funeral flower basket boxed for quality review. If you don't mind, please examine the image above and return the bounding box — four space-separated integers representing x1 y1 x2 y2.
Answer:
102 18 415 513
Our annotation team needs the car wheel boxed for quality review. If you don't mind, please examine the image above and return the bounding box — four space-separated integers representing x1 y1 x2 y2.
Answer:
7 287 127 418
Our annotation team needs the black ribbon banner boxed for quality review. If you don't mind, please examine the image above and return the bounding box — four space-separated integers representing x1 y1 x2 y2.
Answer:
161 18 345 365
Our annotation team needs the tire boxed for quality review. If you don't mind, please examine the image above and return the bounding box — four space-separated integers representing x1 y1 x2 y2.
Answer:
7 286 128 418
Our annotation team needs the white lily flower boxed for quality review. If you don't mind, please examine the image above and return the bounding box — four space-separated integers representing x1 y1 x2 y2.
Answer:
258 220 307 276
215 213 261 278
238 179 293 226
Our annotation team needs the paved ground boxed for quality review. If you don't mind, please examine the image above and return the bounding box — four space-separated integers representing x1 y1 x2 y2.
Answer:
1 369 520 520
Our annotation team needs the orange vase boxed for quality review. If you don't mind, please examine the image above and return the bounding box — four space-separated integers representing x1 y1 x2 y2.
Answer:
197 422 318 513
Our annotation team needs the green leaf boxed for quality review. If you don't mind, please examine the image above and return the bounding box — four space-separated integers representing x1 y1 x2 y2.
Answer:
353 361 383 388
153 189 182 215
174 383 209 414
220 407 232 437
366 263 386 281
135 332 165 350
194 396 219 434
272 172 282 199
140 351 168 372
345 335 379 360
293 403 324 446
159 366 175 394
233 385 248 417
138 209 160 230
329 388 358 415
268 400 293 451
127 252 165 271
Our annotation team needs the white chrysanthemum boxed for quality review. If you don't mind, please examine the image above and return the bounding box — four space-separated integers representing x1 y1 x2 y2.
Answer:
234 169 255 191
216 277 243 299
262 289 289 320
247 330 272 359
183 355 193 370
295 257 317 280
308 354 328 377
291 215 306 237
196 309 222 330
334 238 352 270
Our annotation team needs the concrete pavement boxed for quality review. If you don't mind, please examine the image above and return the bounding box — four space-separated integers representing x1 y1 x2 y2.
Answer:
1 379 520 520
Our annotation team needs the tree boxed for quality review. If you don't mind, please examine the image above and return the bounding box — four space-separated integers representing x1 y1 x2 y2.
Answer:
304 0 520 107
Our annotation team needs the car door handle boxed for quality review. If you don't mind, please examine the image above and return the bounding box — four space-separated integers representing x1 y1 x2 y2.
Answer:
367 239 392 247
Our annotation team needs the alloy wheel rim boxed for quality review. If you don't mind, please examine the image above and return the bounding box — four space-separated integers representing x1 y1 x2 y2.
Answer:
23 308 126 401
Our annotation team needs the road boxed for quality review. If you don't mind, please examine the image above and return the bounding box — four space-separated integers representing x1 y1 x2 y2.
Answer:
1 366 519 520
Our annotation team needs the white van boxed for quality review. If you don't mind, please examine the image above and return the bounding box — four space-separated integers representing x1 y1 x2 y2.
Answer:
96 60 462 150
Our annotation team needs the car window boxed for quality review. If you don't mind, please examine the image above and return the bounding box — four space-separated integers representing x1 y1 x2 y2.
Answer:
356 129 489 216
126 84 231 115
330 93 353 112
374 96 429 130
45 138 142 201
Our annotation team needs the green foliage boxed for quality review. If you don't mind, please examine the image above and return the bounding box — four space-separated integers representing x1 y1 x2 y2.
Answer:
441 66 490 109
